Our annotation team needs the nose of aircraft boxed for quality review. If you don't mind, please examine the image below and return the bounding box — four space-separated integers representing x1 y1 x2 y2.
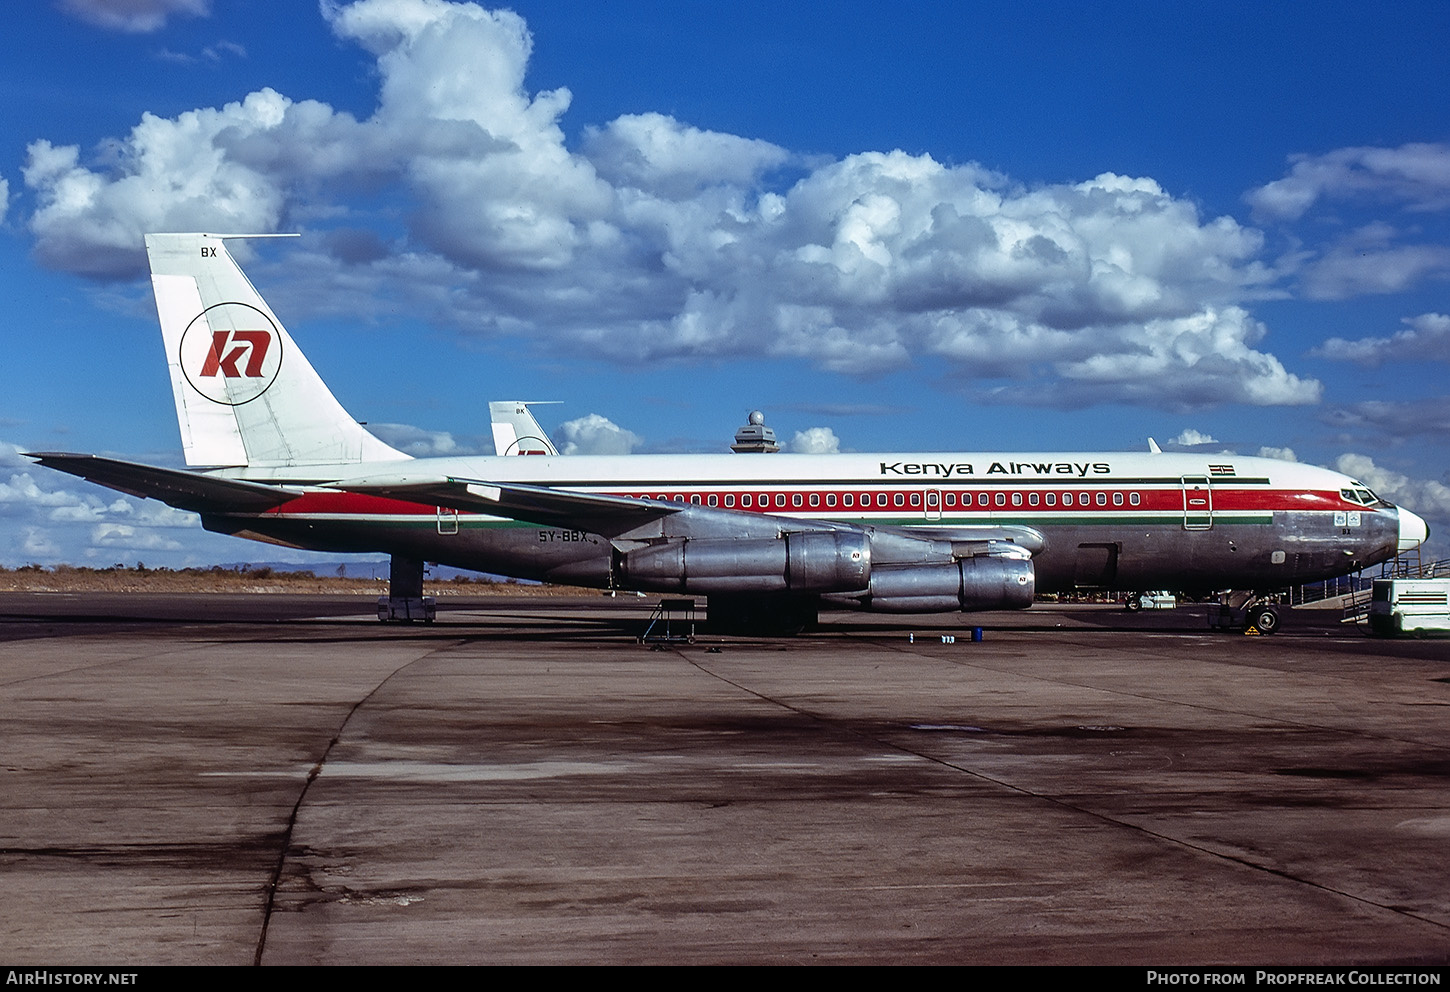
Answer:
1398 506 1429 553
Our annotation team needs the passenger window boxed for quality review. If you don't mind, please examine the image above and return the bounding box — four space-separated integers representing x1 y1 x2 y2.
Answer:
843 494 854 507
1129 492 1140 506
979 493 989 507
1029 493 1039 506
1046 492 1056 506
810 493 820 507
878 493 888 507
894 493 905 507
742 494 752 508
792 493 803 507
945 493 955 507
910 493 921 507
826 494 836 507
995 492 1006 507
1113 492 1123 506
690 495 701 505
708 494 717 507
1095 492 1107 506
1062 493 1073 506
775 494 786 507
725 494 735 508
1011 492 1022 506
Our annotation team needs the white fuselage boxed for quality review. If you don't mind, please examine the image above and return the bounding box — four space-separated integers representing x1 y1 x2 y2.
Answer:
210 449 1416 594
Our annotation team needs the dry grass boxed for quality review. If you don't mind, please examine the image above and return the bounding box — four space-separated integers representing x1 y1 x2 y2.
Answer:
0 565 582 596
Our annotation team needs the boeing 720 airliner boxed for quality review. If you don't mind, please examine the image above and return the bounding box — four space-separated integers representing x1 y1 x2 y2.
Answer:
29 234 1428 633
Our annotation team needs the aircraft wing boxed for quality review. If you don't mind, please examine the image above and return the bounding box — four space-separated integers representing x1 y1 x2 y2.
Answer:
25 452 298 513
330 475 1045 556
328 475 687 536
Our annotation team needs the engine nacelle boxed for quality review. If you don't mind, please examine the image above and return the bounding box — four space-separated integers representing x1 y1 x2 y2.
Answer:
619 531 871 594
822 556 1035 613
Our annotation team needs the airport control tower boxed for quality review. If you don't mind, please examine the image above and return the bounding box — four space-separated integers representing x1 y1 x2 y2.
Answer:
731 410 780 453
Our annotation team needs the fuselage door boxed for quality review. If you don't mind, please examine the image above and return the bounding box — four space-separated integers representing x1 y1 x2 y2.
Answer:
438 506 459 535
925 489 942 521
1073 542 1120 587
1181 475 1213 531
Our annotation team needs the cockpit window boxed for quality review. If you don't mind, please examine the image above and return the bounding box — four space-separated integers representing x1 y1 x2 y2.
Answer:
1341 486 1388 507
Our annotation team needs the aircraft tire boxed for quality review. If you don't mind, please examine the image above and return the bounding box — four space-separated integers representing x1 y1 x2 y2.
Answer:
1250 605 1281 634
1124 595 1143 612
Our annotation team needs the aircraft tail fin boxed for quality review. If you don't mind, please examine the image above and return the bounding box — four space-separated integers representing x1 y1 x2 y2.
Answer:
145 233 408 467
489 400 560 456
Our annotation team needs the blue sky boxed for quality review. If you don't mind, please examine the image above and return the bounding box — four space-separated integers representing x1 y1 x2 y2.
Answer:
1 0 1448 566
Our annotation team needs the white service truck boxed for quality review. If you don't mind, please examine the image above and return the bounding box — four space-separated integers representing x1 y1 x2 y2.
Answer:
1368 578 1450 636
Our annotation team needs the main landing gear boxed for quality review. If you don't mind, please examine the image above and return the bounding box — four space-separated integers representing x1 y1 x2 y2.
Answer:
1208 590 1282 634
377 555 436 622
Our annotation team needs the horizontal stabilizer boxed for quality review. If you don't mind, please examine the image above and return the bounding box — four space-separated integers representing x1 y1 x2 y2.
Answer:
25 452 297 513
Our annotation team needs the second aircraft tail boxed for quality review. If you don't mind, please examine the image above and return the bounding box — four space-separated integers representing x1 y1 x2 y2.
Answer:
146 233 407 467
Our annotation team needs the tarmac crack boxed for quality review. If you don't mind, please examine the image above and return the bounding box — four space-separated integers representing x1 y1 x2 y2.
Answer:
251 637 467 966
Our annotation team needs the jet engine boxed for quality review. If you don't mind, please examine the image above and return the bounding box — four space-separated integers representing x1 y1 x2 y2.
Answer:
615 527 1035 614
617 531 870 594
821 556 1035 613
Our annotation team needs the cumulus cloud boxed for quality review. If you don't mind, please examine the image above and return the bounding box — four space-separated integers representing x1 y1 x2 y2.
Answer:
1256 446 1298 462
89 523 184 552
1314 313 1450 365
20 528 60 559
583 113 789 200
18 0 1316 407
788 427 840 454
369 422 488 457
23 92 294 277
556 414 640 455
1335 454 1450 522
1246 143 1450 221
1168 429 1219 447
1038 306 1319 407
59 0 209 33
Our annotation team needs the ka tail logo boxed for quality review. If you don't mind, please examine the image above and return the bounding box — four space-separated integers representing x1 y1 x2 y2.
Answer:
179 302 283 406
200 330 271 378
